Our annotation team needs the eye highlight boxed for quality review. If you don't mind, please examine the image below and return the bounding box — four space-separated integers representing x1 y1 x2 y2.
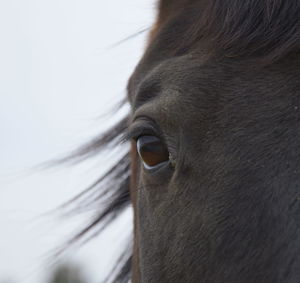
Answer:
136 135 169 169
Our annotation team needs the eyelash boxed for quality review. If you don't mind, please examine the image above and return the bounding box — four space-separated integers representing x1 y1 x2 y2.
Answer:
122 123 161 143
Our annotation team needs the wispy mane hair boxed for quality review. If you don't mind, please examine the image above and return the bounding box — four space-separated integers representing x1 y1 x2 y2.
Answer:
55 111 132 283
175 0 300 63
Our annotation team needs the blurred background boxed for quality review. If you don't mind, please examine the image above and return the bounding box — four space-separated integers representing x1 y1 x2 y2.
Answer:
0 1 154 282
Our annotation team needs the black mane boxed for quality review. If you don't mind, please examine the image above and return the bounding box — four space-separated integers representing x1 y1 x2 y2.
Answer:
200 0 300 62
57 113 132 283
162 0 300 63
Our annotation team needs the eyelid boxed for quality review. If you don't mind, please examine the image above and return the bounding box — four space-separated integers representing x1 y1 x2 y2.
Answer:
121 118 162 143
122 125 157 143
122 127 155 142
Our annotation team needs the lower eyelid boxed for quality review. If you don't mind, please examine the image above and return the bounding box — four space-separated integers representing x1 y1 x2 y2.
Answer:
142 160 170 173
143 160 168 170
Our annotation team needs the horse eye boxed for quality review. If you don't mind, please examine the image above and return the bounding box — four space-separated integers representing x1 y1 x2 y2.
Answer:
136 135 169 169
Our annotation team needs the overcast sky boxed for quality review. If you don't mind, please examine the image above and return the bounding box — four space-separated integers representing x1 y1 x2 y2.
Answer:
0 1 155 282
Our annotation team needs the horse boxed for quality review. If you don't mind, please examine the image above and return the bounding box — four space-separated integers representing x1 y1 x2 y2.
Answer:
68 0 300 282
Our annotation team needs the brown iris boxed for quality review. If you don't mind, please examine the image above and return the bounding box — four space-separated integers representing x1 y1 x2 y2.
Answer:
136 135 169 169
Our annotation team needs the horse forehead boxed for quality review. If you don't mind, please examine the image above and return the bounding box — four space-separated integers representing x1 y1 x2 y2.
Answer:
128 54 216 105
142 56 205 89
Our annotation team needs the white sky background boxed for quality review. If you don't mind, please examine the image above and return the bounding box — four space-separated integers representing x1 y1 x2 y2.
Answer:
0 1 155 282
